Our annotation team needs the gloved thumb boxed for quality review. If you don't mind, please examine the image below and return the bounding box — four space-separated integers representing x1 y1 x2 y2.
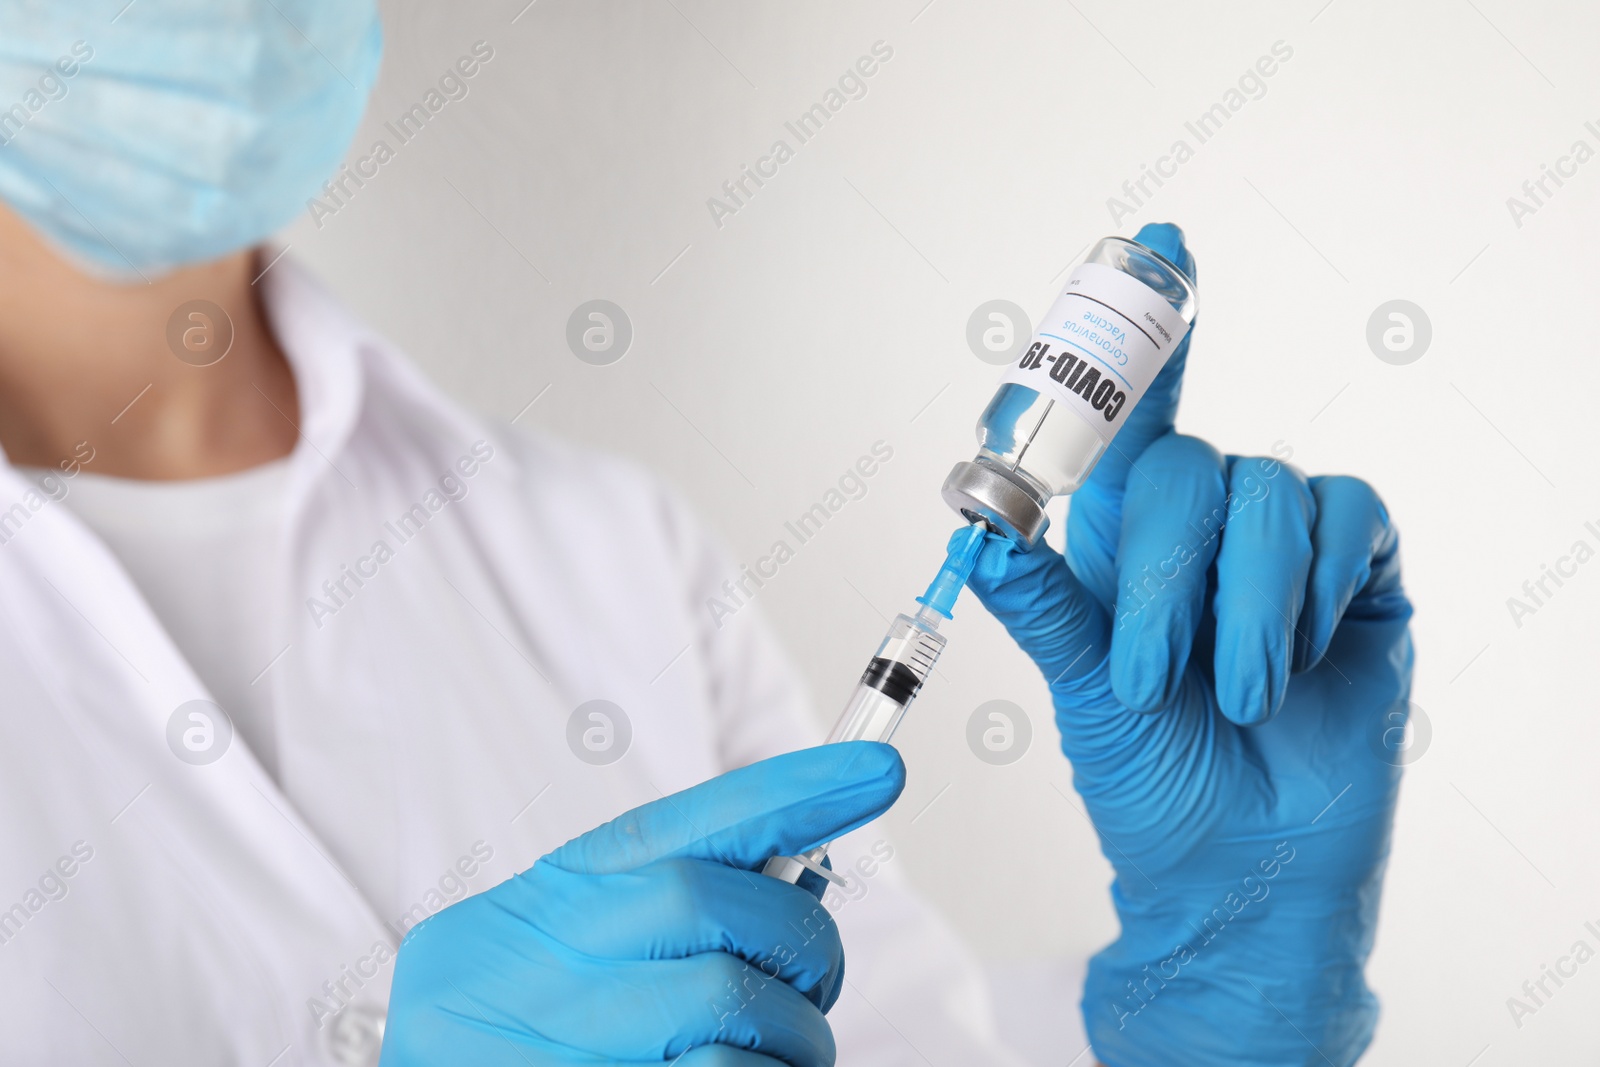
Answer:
969 534 1189 809
1091 221 1196 468
1067 221 1198 606
965 532 1113 703
542 741 905 875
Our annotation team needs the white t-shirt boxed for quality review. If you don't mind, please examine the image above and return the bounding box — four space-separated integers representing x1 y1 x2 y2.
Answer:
23 460 291 780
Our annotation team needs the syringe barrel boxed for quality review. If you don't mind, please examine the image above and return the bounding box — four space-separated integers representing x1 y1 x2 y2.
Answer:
762 612 946 884
825 682 910 745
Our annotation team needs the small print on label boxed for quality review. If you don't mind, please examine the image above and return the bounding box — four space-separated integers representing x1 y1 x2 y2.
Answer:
1000 263 1189 443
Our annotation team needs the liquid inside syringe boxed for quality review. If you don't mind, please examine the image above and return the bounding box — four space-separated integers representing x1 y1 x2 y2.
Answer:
762 522 988 885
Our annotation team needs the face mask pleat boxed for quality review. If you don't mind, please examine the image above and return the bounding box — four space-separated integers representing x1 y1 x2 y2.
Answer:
0 0 383 278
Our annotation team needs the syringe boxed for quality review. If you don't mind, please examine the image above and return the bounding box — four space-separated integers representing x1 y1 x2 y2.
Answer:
762 522 989 885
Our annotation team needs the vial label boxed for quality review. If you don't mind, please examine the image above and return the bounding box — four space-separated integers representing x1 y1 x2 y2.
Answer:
999 262 1191 443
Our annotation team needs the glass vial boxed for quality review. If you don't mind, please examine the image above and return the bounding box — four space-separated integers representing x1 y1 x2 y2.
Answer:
942 233 1198 545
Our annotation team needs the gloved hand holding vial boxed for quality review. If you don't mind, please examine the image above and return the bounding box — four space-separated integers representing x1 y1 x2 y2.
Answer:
763 222 1408 1067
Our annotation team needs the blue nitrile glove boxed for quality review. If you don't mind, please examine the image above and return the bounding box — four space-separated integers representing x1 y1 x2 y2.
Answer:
380 742 905 1066
965 223 1414 1067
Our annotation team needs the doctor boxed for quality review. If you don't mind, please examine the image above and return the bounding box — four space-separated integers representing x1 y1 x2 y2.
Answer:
0 3 1411 1066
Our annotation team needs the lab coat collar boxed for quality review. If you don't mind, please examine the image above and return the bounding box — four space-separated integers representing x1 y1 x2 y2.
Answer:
257 249 518 498
258 249 371 480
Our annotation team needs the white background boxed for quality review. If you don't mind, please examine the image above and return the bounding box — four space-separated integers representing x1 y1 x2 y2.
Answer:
288 2 1600 1063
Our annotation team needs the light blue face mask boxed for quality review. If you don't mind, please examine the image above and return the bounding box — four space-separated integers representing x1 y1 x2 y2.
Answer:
0 0 382 278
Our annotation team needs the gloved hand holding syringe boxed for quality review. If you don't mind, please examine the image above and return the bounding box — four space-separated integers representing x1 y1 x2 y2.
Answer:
765 223 1197 885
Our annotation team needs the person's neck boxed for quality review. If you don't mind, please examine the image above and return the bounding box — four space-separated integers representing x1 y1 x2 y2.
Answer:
0 205 300 480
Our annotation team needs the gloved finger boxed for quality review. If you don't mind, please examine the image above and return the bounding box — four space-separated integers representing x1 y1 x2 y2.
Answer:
383 1005 803 1067
1067 221 1197 603
968 529 1204 796
517 857 846 1011
1087 222 1197 469
966 533 1112 705
543 741 905 876
652 953 837 1067
1295 475 1404 671
442 949 835 1067
1324 476 1414 627
681 952 835 1067
1349 512 1409 622
1211 456 1315 725
1109 434 1227 711
674 1048 792 1066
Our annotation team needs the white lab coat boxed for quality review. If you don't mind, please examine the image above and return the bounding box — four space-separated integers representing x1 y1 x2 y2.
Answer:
0 259 1022 1066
